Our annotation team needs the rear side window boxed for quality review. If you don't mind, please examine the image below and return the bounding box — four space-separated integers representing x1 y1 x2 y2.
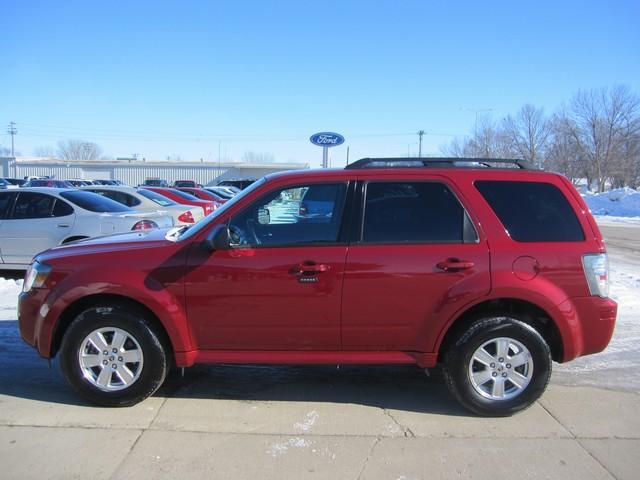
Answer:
0 192 15 219
362 182 474 243
12 193 56 219
475 181 584 242
89 189 141 207
59 191 132 213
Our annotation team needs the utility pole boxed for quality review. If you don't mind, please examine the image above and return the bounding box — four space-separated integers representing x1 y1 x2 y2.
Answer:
7 122 17 156
417 130 425 158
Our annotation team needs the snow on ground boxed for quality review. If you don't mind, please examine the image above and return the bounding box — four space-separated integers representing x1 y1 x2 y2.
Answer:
0 278 22 321
584 187 640 219
554 253 640 391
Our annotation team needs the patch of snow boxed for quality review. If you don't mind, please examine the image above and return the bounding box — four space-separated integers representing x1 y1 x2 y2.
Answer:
583 187 640 218
266 437 313 457
293 410 319 432
0 278 22 321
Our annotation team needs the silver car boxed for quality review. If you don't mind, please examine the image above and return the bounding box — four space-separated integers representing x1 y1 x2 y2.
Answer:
0 188 173 269
81 186 204 226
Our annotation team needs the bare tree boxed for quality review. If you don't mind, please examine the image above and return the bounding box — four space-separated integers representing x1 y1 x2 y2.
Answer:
242 150 275 163
0 147 10 156
442 116 514 158
33 146 56 157
502 104 551 168
57 139 103 160
558 86 640 192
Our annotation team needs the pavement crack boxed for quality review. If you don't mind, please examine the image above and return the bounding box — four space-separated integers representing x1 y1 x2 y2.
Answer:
383 408 414 437
537 400 576 439
575 438 619 480
355 436 380 480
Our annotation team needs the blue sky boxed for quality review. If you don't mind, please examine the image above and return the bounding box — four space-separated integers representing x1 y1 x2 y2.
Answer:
2 0 639 166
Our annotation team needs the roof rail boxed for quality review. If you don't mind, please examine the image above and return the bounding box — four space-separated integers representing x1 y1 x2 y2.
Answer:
344 157 537 170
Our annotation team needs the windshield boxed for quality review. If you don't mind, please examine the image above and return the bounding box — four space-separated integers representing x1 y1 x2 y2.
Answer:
60 190 133 213
176 177 266 241
138 188 177 206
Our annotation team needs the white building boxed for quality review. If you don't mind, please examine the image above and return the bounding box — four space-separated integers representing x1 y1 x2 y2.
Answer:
0 157 309 186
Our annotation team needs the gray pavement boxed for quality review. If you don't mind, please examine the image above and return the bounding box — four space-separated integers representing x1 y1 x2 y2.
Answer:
1 223 639 479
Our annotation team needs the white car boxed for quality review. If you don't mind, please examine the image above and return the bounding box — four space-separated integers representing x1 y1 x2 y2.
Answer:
81 185 204 225
0 188 173 269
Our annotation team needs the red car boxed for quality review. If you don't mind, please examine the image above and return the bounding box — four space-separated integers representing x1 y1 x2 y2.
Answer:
141 187 217 216
175 187 227 204
18 158 617 415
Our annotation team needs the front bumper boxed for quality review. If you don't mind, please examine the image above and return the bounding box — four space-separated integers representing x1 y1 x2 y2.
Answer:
18 289 51 357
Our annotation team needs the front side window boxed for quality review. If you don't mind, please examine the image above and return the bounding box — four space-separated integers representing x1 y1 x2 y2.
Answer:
12 193 56 219
362 181 471 243
228 183 347 247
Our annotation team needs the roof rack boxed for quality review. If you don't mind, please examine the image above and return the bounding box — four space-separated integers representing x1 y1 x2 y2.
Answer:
344 157 537 170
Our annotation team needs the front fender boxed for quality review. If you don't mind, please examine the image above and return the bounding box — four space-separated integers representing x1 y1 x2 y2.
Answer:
36 266 191 358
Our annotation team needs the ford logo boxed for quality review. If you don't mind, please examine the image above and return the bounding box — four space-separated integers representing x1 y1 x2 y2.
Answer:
310 132 345 147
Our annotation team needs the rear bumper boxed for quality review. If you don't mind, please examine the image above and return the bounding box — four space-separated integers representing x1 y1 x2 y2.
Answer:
557 296 617 362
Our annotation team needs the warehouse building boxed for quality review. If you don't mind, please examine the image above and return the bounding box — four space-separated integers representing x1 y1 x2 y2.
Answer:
0 157 309 186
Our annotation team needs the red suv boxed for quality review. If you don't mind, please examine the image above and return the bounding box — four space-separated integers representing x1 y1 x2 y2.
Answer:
18 158 617 415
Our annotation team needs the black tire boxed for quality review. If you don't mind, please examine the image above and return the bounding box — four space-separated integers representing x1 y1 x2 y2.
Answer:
442 316 552 417
59 304 169 407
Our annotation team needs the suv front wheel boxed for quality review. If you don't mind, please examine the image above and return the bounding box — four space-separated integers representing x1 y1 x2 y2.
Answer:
59 305 169 407
443 316 552 416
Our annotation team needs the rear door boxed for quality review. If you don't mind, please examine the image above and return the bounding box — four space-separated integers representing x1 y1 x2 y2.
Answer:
341 179 490 351
0 192 76 264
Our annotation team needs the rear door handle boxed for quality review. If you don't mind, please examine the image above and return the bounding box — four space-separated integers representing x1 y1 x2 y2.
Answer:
437 259 474 272
290 262 330 275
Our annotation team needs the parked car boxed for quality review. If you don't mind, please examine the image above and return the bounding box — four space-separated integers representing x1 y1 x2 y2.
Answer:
18 158 617 416
173 180 201 188
205 186 236 199
82 186 204 225
175 187 227 204
92 179 119 186
141 187 217 216
22 179 74 188
66 179 94 187
0 188 173 269
217 180 254 190
143 178 169 187
0 178 9 189
2 178 26 188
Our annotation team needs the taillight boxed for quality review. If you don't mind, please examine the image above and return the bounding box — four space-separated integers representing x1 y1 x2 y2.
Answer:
582 253 610 297
132 220 158 230
299 204 307 215
203 203 215 215
177 211 195 224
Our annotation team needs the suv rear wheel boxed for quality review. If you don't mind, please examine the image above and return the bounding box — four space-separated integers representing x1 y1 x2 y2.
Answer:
59 305 169 407
442 316 552 416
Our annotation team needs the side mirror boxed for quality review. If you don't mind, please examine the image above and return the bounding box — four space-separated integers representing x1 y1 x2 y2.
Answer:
204 224 230 252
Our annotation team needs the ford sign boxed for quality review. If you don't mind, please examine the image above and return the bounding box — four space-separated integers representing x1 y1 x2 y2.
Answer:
310 132 345 147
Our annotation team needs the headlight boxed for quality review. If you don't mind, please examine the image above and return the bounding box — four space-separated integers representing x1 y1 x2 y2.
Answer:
23 261 52 293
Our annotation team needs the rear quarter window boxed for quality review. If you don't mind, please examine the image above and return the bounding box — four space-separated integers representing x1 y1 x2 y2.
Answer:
475 180 584 242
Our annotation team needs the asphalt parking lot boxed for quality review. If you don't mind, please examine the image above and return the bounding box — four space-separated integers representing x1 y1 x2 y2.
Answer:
0 224 638 479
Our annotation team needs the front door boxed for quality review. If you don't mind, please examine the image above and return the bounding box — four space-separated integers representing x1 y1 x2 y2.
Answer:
185 181 349 350
0 192 76 265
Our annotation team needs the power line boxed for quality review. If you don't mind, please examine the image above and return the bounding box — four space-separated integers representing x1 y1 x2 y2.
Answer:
417 130 425 158
7 121 17 156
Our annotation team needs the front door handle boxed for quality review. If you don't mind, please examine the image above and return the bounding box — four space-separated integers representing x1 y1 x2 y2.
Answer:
57 223 70 228
290 262 330 275
437 258 474 272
